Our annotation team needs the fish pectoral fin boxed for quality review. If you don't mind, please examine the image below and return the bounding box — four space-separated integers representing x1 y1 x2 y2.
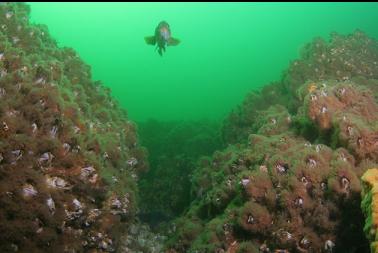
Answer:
167 37 180 46
144 36 156 45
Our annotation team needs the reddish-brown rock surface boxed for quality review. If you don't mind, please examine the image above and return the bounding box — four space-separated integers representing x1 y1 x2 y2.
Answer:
0 3 147 252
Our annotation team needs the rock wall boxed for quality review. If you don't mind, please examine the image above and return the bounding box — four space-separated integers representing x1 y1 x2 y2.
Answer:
167 31 378 253
0 3 147 252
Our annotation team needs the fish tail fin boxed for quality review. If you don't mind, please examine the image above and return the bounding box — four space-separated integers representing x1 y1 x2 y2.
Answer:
168 37 180 46
144 36 156 45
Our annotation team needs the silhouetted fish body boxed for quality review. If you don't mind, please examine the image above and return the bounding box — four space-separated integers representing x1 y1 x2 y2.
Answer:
145 21 180 56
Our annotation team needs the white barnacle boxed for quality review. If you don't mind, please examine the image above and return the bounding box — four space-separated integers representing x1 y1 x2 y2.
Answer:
295 197 304 207
339 87 346 96
259 244 270 252
301 176 309 186
2 121 9 131
341 177 350 190
46 176 67 189
22 184 38 198
35 218 43 234
80 166 95 178
103 152 109 159
321 182 327 190
73 198 83 210
320 106 328 114
300 237 310 248
62 143 71 154
50 125 58 138
0 88 5 98
39 98 46 107
310 94 317 101
72 145 81 153
307 158 317 168
247 215 254 224
73 125 80 134
276 163 288 173
111 197 122 209
281 230 293 240
347 126 354 136
339 152 347 162
127 157 138 167
39 152 54 165
271 118 277 125
324 240 335 252
35 77 46 85
64 205 83 221
241 178 250 187
31 123 38 133
320 90 328 97
286 232 293 239
358 137 364 147
11 150 23 163
0 53 4 61
112 176 118 183
46 197 56 214
315 144 322 153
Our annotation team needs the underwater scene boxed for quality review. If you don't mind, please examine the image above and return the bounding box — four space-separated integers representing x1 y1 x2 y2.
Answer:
1 2 378 253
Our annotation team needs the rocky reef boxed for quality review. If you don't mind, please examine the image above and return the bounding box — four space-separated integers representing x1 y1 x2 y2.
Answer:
0 3 148 252
166 31 378 252
222 30 378 145
1 2 378 253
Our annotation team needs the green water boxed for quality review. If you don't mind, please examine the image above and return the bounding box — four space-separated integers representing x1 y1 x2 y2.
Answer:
27 2 378 122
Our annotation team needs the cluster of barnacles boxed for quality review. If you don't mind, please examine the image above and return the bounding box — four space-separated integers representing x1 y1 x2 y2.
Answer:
108 193 130 216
